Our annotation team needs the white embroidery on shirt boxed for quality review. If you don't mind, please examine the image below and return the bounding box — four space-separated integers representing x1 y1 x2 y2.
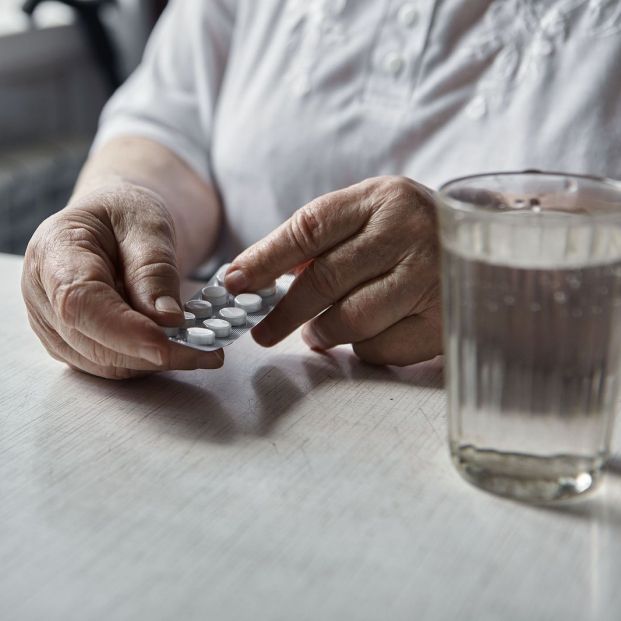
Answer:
462 0 621 119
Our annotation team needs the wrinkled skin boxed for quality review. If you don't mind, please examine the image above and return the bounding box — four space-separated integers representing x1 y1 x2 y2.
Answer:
21 183 224 379
22 176 441 379
226 175 442 366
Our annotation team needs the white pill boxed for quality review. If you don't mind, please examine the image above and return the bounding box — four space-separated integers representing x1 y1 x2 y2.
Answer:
186 327 215 345
219 306 247 326
161 326 180 337
255 282 276 297
216 263 232 285
202 285 228 306
183 311 196 328
234 293 262 313
203 318 231 338
184 299 213 319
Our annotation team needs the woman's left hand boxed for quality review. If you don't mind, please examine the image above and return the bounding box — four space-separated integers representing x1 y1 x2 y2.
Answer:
224 176 442 366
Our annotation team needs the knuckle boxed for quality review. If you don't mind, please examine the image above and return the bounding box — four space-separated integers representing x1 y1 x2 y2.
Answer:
362 175 410 203
339 302 369 341
306 258 341 301
386 177 418 209
23 224 54 291
376 176 433 218
290 203 323 255
108 185 177 246
363 221 401 266
125 260 179 292
144 206 176 242
52 280 87 327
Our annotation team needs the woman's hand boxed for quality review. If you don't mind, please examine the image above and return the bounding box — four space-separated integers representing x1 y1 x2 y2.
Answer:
225 176 442 366
22 183 224 379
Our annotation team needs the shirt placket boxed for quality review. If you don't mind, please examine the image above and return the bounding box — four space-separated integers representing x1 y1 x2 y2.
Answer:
362 0 437 109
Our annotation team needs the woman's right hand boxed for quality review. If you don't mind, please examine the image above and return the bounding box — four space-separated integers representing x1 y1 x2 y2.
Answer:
21 183 224 379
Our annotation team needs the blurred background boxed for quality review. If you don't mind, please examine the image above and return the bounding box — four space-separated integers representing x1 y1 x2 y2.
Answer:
0 0 167 254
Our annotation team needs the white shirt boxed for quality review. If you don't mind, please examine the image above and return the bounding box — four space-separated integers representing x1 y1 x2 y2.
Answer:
94 0 621 258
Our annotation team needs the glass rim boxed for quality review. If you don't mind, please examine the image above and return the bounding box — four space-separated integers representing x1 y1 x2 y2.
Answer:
437 169 621 223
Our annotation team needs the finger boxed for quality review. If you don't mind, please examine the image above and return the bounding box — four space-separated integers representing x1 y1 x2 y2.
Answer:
111 202 184 327
225 184 372 293
163 342 225 370
26 270 166 372
300 268 425 350
352 314 442 367
58 324 223 371
36 284 224 372
34 320 151 380
46 273 174 366
41 240 178 366
251 227 404 346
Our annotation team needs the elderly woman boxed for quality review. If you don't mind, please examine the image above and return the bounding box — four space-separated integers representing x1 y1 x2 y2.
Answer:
21 0 621 379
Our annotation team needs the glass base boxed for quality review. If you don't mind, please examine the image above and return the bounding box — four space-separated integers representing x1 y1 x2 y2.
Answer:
451 443 605 503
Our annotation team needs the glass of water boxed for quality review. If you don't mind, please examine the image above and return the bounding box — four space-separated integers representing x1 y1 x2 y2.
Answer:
436 171 621 502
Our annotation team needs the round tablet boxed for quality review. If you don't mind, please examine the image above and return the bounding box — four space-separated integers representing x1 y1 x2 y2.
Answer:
218 306 246 326
161 326 180 337
184 299 213 319
183 311 196 328
216 263 231 285
203 318 231 338
234 293 262 313
186 327 215 345
201 285 228 306
255 282 277 297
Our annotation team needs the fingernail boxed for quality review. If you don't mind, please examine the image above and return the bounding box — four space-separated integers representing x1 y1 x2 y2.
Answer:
224 269 248 293
140 346 163 366
302 325 326 351
155 296 182 315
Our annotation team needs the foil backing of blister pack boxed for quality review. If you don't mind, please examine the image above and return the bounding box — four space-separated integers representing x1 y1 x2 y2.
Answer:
168 272 295 351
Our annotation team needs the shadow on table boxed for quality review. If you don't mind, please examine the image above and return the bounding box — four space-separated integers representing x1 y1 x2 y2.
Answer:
249 347 444 436
513 456 621 526
60 370 240 444
305 346 445 388
52 346 443 445
532 491 621 528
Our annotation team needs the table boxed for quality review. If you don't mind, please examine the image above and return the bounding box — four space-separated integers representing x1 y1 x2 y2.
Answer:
1 252 620 621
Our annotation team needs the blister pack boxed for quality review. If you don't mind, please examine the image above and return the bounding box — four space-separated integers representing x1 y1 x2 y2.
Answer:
162 263 294 352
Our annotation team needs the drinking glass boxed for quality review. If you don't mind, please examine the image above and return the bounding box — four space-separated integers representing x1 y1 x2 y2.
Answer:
436 171 621 502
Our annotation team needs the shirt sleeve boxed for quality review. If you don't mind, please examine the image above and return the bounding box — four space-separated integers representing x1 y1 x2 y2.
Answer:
91 0 237 183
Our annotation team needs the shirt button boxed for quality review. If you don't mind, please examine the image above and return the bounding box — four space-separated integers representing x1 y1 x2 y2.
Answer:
397 4 419 28
383 51 405 76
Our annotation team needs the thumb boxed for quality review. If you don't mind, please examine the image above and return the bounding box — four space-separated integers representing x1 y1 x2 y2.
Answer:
114 202 184 327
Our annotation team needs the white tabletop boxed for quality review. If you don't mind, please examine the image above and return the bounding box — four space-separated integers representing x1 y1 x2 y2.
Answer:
1 252 620 621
